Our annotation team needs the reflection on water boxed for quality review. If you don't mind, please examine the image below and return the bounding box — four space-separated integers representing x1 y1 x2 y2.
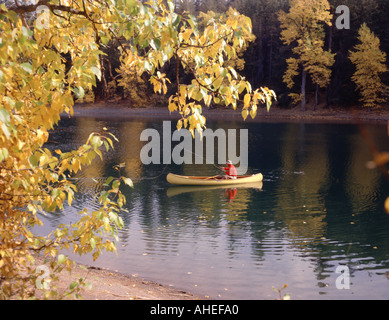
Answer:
39 118 389 299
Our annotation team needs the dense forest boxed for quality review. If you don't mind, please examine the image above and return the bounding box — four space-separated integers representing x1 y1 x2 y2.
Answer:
90 0 389 110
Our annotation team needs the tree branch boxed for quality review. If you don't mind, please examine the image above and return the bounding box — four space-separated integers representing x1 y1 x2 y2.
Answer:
0 0 86 16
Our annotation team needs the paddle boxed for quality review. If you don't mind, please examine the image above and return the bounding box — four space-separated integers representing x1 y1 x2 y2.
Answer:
206 165 229 179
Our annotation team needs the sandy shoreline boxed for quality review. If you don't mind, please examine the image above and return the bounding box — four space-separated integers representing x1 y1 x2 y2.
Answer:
52 102 389 300
44 258 206 300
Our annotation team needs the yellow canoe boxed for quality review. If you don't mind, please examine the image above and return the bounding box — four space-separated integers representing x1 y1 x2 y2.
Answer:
166 173 263 186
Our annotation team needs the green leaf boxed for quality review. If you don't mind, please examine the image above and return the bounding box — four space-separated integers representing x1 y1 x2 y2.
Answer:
103 140 109 151
15 101 23 110
0 3 8 12
20 62 33 74
112 179 120 189
172 13 181 27
150 38 161 51
126 0 137 9
57 254 67 265
234 30 242 39
72 86 85 99
100 35 110 46
90 66 101 81
0 147 9 162
0 108 10 124
266 100 271 112
90 238 96 249
29 154 39 168
104 176 114 186
70 282 78 290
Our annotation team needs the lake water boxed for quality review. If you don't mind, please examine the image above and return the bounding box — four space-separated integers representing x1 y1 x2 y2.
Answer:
39 115 389 299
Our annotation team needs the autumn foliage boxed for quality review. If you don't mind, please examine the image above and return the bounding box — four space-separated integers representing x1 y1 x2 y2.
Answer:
2 0 387 300
278 0 335 111
0 0 275 299
349 23 389 109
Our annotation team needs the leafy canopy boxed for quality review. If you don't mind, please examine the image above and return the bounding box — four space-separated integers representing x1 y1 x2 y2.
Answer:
278 0 334 107
112 2 276 132
349 23 388 109
0 0 275 299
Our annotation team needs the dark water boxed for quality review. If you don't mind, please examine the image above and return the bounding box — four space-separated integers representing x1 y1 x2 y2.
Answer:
39 116 389 299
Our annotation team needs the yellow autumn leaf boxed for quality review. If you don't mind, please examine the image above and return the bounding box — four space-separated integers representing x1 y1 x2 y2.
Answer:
168 102 178 113
204 94 212 107
243 93 251 108
250 105 257 119
242 109 249 120
385 197 389 214
180 28 193 42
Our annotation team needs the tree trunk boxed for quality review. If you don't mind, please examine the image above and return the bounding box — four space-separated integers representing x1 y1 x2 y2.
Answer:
325 18 333 109
301 69 307 112
315 83 319 109
268 32 273 85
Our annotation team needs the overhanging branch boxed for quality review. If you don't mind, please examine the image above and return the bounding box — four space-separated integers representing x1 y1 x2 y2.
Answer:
0 0 86 16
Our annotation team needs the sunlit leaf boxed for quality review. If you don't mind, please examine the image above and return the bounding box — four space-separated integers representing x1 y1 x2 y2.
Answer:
122 177 133 188
385 197 389 214
0 108 10 124
57 254 67 265
90 66 101 81
20 62 33 74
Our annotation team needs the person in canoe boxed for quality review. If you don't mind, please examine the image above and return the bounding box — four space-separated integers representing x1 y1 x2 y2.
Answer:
221 160 237 179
